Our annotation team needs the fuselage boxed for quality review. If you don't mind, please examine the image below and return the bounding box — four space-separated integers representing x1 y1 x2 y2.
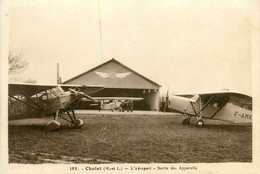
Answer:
167 92 252 123
100 100 122 110
8 87 75 120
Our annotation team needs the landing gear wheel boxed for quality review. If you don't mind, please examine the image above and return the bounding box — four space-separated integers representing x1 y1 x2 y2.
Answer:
74 118 84 128
196 120 204 127
182 118 190 125
46 120 61 131
69 119 84 129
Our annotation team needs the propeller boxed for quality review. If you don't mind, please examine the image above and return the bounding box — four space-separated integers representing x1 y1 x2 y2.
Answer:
69 88 94 100
82 93 94 100
69 88 78 93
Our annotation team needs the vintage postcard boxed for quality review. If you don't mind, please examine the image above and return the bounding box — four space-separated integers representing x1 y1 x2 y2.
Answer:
1 0 260 173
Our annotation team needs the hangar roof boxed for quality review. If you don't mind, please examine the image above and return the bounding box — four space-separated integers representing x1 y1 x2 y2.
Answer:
63 58 161 89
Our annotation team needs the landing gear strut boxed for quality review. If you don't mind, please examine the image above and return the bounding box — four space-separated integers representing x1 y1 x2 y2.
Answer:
182 116 205 127
65 109 84 128
46 110 62 131
182 115 192 125
182 101 205 127
195 111 204 127
182 118 190 125
46 109 84 130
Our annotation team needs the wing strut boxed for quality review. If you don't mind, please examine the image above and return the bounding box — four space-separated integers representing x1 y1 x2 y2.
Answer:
197 95 215 115
8 95 46 112
184 95 214 127
210 96 230 119
18 86 45 112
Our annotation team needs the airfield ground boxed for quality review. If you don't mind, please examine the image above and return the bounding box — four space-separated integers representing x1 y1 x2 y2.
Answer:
8 110 252 164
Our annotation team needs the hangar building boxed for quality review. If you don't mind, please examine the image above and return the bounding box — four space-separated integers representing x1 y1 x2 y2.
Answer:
63 58 161 111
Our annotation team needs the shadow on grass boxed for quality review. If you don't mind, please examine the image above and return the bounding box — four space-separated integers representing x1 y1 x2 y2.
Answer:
9 125 46 132
8 124 84 134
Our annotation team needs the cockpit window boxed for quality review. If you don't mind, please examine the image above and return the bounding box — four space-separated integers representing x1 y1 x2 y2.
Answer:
202 95 229 108
229 94 252 110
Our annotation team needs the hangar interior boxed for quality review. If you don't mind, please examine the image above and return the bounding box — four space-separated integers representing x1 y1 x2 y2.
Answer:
63 58 161 111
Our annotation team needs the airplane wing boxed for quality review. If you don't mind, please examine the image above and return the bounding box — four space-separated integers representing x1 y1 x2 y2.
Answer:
9 82 59 96
175 91 252 98
8 82 104 96
89 97 144 101
174 91 252 109
60 84 104 95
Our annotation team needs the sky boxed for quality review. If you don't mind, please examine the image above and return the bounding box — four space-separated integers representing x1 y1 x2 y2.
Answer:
7 0 253 95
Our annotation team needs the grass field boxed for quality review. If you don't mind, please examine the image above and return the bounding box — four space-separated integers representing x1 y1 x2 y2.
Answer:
8 112 252 164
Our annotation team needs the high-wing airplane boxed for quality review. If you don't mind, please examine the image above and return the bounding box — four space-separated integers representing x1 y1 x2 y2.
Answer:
165 91 252 127
86 97 144 111
8 82 104 130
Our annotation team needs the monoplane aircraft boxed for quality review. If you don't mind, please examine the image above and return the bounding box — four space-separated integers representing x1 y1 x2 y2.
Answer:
165 91 252 127
86 97 144 111
8 82 104 130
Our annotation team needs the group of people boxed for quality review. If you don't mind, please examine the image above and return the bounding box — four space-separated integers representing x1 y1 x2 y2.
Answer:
119 100 134 112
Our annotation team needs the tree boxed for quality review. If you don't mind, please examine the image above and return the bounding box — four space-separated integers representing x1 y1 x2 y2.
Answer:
8 52 28 75
24 78 37 84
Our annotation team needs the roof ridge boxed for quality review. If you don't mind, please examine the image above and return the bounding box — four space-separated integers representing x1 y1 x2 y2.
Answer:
63 58 161 87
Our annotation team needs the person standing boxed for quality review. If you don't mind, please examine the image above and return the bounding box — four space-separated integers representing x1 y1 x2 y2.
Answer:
160 97 165 112
98 101 101 111
129 100 134 112
126 100 130 112
120 101 126 112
